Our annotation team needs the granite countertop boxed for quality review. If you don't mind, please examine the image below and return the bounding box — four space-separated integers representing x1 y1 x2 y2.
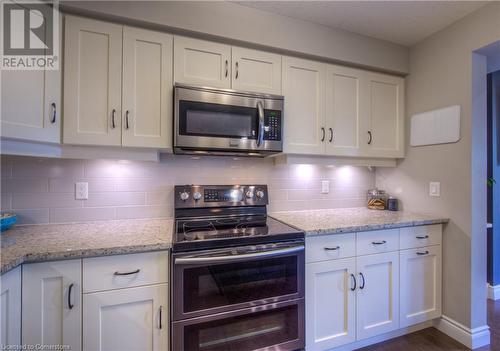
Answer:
270 207 448 235
1 219 174 274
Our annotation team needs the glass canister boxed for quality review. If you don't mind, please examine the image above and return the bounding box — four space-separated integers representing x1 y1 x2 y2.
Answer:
366 188 388 210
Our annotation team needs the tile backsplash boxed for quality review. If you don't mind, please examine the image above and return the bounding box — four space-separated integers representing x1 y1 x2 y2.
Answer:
1 155 374 225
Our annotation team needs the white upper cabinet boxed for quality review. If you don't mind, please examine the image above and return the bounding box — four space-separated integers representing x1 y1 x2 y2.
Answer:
22 260 82 351
122 27 173 148
231 47 281 94
365 72 405 158
64 16 122 146
306 258 356 351
1 267 21 348
282 57 326 155
325 65 362 156
174 36 231 89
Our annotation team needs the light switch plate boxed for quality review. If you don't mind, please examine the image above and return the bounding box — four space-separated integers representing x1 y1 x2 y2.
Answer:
75 182 88 200
429 182 440 197
321 180 330 194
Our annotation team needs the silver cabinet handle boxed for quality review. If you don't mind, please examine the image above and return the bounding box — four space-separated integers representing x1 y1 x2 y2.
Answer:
50 103 56 123
113 268 140 276
68 283 74 310
321 127 325 142
158 306 163 329
235 61 239 79
125 110 130 129
175 245 304 265
256 101 265 147
111 109 116 129
324 246 340 251
417 251 429 255
359 272 366 289
329 128 333 142
371 240 387 245
367 131 372 145
225 60 228 78
416 235 429 239
350 274 356 291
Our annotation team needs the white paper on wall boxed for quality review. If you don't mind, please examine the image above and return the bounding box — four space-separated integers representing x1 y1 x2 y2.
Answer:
410 105 461 147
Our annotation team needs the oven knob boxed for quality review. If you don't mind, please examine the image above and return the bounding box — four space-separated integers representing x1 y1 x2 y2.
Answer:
256 190 265 198
246 191 254 198
180 192 190 201
193 192 202 201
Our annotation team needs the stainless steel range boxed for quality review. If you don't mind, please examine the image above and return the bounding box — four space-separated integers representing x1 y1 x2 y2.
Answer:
171 184 305 351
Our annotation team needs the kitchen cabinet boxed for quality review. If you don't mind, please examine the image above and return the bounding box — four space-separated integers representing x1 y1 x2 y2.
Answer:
306 258 356 350
364 72 405 158
64 16 122 146
0 267 21 347
356 252 400 340
231 47 281 94
174 36 231 89
325 65 363 156
400 246 442 327
83 284 168 351
122 27 173 148
282 57 326 155
22 260 81 351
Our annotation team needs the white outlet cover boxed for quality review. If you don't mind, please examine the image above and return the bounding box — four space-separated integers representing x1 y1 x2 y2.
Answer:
75 182 89 200
429 182 440 197
321 180 330 194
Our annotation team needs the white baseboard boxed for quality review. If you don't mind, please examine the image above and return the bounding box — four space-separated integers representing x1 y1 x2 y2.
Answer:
434 315 490 349
487 284 500 300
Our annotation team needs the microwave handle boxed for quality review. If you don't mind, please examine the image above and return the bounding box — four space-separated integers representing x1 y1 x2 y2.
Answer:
256 101 265 147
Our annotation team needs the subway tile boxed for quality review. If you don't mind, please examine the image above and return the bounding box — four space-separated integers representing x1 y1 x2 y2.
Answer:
1 193 11 210
84 160 158 178
2 178 48 193
115 178 168 192
12 158 84 178
115 205 172 220
15 209 50 224
84 192 145 207
146 191 172 206
12 193 82 209
1 157 12 178
49 178 115 193
50 207 116 223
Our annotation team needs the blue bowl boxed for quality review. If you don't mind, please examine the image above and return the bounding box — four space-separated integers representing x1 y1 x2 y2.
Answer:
1 213 17 232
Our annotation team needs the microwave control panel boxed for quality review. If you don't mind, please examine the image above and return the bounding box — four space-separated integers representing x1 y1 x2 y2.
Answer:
264 110 281 141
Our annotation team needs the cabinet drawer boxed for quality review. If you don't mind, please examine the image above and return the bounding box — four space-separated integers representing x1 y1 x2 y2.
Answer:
83 251 168 293
400 224 442 249
356 229 399 256
306 233 356 263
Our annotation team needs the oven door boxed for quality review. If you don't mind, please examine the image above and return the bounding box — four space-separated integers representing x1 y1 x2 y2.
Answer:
174 85 283 153
172 298 305 351
172 241 304 320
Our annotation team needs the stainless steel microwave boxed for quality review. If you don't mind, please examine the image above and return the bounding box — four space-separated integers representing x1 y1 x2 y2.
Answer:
174 84 284 157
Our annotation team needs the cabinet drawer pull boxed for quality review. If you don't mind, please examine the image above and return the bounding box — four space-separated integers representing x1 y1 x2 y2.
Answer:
113 268 140 276
111 109 116 128
371 240 386 245
416 235 429 239
329 128 333 142
324 246 340 251
50 103 56 123
350 274 356 291
321 127 325 142
359 272 365 289
235 61 239 79
68 283 74 310
225 60 228 78
159 306 163 329
367 131 372 145
416 251 429 256
125 110 130 129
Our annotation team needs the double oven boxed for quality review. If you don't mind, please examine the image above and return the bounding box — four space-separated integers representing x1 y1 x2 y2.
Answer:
171 242 305 351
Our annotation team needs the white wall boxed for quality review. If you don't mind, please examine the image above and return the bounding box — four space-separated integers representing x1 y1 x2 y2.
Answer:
61 0 409 74
376 2 500 330
1 155 374 224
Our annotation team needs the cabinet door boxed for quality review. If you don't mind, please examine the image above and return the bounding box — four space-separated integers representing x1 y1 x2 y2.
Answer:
122 27 173 148
306 258 356 350
231 47 281 94
22 260 81 351
282 57 326 155
356 252 399 340
325 65 362 156
0 267 21 347
83 284 168 351
63 16 122 146
365 72 405 158
174 36 231 89
400 246 442 327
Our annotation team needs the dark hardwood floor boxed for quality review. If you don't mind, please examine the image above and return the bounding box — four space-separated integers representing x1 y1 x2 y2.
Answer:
359 299 499 351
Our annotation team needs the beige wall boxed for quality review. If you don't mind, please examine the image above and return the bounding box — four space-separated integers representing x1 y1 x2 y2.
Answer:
61 1 409 74
376 2 500 329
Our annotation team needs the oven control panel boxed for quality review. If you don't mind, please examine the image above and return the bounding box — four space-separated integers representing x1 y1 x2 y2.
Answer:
175 185 268 208
264 110 281 141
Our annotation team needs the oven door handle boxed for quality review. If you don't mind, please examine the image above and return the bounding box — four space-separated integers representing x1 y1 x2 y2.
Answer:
256 100 265 147
174 245 304 265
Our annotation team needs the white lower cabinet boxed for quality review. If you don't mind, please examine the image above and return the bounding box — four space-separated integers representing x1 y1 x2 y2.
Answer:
22 260 82 351
400 246 442 327
306 258 356 350
1 267 22 347
83 284 168 351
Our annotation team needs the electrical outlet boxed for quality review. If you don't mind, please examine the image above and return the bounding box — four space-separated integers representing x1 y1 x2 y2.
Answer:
429 182 440 197
321 180 330 194
75 182 88 200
